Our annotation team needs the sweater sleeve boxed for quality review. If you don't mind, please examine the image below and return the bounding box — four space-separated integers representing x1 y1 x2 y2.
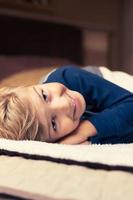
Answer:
44 65 133 139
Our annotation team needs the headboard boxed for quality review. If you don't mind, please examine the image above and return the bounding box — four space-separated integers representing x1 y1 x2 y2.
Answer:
0 14 82 80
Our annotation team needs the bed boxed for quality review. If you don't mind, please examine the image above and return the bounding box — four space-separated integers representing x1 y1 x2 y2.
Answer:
0 139 133 200
0 57 133 200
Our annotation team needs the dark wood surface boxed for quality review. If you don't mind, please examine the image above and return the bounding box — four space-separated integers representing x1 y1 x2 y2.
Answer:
0 15 82 79
0 15 82 63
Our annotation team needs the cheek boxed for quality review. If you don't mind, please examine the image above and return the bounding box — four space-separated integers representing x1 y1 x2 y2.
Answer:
60 119 79 137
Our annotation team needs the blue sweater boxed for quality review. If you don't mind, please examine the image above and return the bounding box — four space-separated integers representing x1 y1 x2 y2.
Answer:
44 65 133 144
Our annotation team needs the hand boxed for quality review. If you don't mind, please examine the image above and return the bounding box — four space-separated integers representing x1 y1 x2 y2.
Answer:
79 141 91 145
58 120 97 145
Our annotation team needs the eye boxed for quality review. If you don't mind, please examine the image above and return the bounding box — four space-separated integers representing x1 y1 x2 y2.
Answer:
41 90 48 102
51 117 57 132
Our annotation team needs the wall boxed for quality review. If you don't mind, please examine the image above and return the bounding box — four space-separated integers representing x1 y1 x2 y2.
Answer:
121 0 133 74
51 0 123 69
0 0 123 69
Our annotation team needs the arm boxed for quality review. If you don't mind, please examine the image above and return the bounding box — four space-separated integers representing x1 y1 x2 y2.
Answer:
58 120 97 144
44 65 133 142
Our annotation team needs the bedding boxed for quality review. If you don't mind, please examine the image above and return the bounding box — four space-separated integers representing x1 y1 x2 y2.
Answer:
99 66 133 93
0 65 133 200
0 139 133 200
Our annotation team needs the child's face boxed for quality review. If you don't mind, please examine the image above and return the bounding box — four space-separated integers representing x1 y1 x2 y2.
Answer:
17 83 86 142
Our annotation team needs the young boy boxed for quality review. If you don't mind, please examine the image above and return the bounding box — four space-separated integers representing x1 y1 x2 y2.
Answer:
0 65 133 144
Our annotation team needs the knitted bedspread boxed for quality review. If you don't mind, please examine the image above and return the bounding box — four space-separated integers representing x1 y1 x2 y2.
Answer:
0 139 133 200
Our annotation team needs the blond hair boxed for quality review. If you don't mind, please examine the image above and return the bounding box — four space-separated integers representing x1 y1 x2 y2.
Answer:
0 87 41 140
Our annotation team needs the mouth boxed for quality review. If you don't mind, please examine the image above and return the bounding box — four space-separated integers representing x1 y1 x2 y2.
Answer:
66 92 78 121
71 98 77 120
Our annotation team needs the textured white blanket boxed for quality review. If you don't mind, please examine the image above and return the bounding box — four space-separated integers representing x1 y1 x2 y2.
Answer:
100 66 133 93
0 139 133 173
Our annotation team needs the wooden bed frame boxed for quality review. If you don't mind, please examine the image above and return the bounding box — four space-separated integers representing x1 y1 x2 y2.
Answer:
0 14 83 79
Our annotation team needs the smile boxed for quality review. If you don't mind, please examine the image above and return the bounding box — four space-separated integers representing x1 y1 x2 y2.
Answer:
71 98 76 120
66 92 78 121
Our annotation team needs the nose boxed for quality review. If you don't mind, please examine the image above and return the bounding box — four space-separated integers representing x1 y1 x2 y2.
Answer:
49 90 72 120
50 95 69 114
48 83 72 119
55 83 66 97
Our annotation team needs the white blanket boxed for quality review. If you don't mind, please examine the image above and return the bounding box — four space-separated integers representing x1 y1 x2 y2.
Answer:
0 139 133 172
100 66 133 93
0 139 133 200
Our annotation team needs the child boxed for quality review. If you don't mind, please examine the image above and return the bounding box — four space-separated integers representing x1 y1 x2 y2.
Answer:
0 65 133 144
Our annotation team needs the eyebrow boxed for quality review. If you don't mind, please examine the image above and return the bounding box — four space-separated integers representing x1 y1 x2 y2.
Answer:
33 87 51 142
